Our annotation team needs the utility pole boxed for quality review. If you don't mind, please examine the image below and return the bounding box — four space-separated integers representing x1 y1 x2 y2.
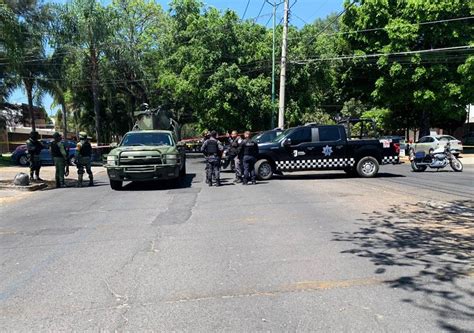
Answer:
266 0 283 129
278 0 289 129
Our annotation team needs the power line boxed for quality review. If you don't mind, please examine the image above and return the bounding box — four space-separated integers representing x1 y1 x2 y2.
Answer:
321 15 474 38
290 45 473 64
304 1 356 46
241 0 251 20
254 0 266 23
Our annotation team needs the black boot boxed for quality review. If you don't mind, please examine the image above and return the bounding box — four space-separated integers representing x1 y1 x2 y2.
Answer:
77 174 83 188
88 175 94 186
216 179 221 187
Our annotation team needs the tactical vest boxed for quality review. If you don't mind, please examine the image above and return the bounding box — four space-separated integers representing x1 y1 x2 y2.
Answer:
51 141 63 158
205 139 218 155
79 141 92 157
243 141 258 156
27 139 42 155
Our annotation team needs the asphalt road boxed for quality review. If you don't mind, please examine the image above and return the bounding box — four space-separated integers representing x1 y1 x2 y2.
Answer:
1 158 473 331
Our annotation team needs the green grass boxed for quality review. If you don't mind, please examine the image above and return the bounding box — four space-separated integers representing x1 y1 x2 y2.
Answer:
0 153 13 167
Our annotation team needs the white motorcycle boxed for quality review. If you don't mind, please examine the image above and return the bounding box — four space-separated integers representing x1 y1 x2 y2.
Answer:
410 142 463 172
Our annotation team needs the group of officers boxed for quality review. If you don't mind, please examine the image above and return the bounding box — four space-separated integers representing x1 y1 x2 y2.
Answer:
201 130 259 187
26 131 94 188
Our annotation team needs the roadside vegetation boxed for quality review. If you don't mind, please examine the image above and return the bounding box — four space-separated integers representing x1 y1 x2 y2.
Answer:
1 0 472 142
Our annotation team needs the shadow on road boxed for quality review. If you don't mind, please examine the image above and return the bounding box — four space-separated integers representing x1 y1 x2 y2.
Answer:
121 173 197 191
332 200 474 332
273 172 405 181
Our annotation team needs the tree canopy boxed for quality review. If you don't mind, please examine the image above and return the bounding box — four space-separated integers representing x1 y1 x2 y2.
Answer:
1 0 472 140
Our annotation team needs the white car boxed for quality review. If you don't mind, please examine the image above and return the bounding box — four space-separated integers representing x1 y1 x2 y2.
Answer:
411 135 463 156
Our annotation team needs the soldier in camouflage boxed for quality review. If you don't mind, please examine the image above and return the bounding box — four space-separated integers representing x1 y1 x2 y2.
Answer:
26 131 44 181
76 131 93 187
50 132 68 188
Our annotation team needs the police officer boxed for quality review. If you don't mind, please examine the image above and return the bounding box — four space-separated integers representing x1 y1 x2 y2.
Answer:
26 131 44 181
228 130 243 183
50 132 68 188
241 131 259 185
76 131 93 187
201 131 223 187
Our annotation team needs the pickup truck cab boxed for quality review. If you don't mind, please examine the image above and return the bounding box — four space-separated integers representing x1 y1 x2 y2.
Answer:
254 123 400 180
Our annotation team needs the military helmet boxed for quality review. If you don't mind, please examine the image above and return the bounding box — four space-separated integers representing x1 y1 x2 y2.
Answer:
53 132 61 139
30 131 39 138
79 131 88 140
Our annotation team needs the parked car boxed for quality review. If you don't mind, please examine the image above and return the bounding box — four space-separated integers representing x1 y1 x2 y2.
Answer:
411 135 463 157
11 140 77 166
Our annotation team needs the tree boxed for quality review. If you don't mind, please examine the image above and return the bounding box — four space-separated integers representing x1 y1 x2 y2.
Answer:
55 0 113 143
1 0 49 131
341 0 474 135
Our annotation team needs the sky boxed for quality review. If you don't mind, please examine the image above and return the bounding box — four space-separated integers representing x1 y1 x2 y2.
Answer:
8 0 344 116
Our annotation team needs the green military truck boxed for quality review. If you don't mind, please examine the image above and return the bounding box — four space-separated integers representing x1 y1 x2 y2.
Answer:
105 105 186 190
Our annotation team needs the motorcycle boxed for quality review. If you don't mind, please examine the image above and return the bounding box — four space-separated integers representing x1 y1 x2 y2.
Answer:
410 142 463 172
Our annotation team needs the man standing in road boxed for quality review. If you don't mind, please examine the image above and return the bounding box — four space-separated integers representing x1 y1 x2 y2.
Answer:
241 131 259 185
201 131 223 187
228 130 243 183
50 132 68 188
76 132 94 187
26 131 44 182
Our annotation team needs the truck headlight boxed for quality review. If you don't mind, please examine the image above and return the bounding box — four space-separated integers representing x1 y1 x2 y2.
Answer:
165 154 179 164
107 155 118 166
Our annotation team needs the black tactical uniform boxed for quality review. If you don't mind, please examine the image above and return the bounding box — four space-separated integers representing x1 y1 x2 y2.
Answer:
201 133 223 186
241 139 259 185
26 131 44 181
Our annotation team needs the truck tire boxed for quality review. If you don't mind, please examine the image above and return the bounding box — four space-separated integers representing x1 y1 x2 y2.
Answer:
255 159 273 180
110 179 122 190
356 156 379 178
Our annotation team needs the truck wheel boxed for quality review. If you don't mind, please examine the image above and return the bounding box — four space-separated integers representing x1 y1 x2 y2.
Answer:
411 161 427 172
110 179 122 190
255 159 273 180
356 156 379 178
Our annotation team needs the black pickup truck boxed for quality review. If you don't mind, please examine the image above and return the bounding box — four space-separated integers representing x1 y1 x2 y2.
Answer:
254 121 400 180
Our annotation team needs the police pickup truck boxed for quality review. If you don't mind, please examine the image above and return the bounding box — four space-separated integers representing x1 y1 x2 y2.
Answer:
254 120 400 180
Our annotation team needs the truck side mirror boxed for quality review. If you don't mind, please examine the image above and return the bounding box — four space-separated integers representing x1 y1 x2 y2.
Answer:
283 138 292 147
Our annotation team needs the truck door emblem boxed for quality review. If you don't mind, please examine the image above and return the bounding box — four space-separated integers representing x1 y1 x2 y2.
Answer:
293 150 306 157
322 145 333 156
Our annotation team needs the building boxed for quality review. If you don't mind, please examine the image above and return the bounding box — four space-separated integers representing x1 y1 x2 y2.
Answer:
0 103 55 154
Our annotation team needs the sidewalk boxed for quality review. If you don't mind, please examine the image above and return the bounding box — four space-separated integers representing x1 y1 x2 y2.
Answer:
0 165 105 190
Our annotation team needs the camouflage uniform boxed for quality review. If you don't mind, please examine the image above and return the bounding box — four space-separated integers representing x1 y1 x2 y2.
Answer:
26 131 43 181
50 132 68 188
76 132 93 187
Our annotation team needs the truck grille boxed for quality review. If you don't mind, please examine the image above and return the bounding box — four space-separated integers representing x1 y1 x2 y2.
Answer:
119 152 162 165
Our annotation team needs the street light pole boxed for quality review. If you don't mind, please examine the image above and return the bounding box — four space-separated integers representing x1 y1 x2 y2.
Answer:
278 0 289 129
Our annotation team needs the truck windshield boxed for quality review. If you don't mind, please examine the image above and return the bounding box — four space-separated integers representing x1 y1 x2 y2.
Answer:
121 132 173 147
